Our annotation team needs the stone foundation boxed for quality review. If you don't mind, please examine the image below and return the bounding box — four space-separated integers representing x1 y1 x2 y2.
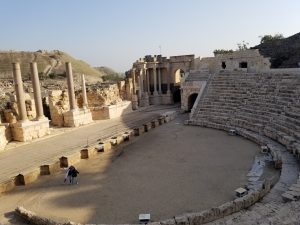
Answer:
10 118 50 142
63 108 93 127
0 124 12 151
91 101 132 120
161 92 173 104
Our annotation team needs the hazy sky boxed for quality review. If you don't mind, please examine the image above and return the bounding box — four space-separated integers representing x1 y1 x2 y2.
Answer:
0 0 299 72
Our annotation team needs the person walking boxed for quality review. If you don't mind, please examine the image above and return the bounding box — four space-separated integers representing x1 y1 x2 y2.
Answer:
64 165 75 183
70 167 79 184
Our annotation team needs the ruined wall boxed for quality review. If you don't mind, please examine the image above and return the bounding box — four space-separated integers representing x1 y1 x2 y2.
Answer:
90 101 132 120
181 81 206 112
1 93 37 123
48 90 69 126
194 49 271 73
0 124 11 151
85 84 122 107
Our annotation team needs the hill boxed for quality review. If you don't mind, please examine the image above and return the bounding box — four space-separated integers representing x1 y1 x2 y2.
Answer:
251 32 300 68
0 50 104 82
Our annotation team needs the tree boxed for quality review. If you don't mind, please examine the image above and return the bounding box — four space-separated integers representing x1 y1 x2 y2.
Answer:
237 41 249 51
213 49 234 55
259 33 284 44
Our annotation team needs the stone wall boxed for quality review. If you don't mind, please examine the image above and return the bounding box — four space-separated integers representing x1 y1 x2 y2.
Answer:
48 90 69 126
86 84 122 107
10 118 50 142
181 81 206 112
194 49 271 73
90 101 132 120
63 108 93 127
0 124 11 151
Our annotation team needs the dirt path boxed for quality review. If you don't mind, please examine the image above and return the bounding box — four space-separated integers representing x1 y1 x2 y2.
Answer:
0 114 260 224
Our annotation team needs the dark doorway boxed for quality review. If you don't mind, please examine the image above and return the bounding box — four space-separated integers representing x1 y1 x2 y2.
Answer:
188 93 198 111
173 88 181 103
239 62 248 68
221 62 226 69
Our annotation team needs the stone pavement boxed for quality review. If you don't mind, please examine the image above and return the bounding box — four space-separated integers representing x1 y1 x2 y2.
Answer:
0 105 178 191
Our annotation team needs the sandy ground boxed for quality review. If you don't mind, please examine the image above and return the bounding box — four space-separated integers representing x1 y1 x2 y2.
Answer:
0 114 261 224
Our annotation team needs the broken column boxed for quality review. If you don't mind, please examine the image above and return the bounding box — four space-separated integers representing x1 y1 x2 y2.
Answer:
63 62 93 127
81 74 88 109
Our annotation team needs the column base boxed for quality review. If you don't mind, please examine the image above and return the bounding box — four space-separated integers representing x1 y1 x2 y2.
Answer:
150 92 160 105
11 118 50 142
161 91 174 105
140 92 150 107
63 108 93 127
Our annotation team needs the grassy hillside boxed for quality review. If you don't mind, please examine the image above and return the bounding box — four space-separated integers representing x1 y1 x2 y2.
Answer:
0 50 103 82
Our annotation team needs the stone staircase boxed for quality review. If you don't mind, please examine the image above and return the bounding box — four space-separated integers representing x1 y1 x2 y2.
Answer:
185 70 210 81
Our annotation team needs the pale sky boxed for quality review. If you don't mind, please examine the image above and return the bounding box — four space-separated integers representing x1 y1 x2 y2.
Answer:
0 0 299 72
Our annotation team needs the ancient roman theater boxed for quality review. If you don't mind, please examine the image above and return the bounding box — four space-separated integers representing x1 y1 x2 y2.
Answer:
0 47 299 224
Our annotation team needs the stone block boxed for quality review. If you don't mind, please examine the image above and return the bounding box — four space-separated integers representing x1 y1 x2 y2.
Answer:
143 122 152 132
63 109 93 127
40 161 60 175
160 218 176 225
122 132 130 142
11 119 50 142
80 148 89 159
233 197 245 212
158 117 164 125
134 126 145 136
218 201 234 217
15 168 40 186
60 152 81 168
174 215 189 225
187 212 205 225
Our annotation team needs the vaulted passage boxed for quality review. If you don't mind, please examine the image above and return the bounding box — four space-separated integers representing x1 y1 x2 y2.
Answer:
188 93 198 111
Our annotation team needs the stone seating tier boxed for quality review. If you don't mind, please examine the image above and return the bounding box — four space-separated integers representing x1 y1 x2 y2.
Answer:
190 71 300 160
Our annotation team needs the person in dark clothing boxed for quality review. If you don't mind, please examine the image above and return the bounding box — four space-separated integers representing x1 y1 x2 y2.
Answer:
70 168 79 184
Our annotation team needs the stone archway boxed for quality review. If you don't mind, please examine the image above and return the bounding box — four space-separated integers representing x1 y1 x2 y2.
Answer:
188 93 198 111
174 69 185 85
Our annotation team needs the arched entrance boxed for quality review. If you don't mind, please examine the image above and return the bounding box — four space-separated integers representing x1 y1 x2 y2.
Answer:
188 93 198 111
174 69 185 85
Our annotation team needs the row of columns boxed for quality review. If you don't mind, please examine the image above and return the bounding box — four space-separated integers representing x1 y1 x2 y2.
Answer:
12 62 88 123
132 66 169 96
12 62 45 122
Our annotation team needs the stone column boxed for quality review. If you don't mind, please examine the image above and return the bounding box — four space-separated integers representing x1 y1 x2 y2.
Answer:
153 65 158 95
12 62 28 122
167 66 172 94
65 62 77 111
139 70 144 93
158 67 162 94
131 69 138 110
137 75 142 99
81 74 88 109
30 62 44 120
146 68 150 93
132 69 136 94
